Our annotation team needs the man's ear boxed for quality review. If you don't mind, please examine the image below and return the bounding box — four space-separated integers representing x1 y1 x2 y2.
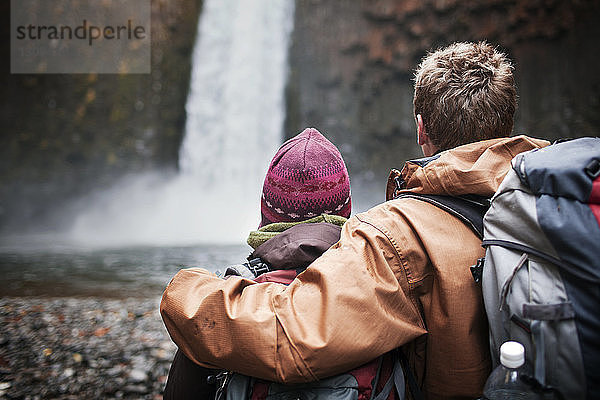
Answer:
416 114 427 145
416 114 439 157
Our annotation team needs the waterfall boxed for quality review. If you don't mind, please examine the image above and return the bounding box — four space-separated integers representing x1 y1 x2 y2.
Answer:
67 0 295 247
180 0 292 181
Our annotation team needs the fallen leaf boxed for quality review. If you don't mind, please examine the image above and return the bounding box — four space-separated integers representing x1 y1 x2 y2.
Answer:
94 327 110 337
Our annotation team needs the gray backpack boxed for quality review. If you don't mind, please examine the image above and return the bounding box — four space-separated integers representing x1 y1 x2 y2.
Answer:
481 137 600 399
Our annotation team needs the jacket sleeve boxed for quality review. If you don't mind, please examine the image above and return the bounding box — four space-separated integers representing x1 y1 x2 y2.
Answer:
160 211 427 383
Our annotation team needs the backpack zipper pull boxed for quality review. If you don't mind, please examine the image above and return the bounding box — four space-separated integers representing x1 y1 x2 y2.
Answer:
393 175 405 199
213 371 232 400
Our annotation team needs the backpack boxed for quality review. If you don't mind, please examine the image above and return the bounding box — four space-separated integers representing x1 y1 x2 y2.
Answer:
216 260 411 400
481 137 600 399
395 137 600 399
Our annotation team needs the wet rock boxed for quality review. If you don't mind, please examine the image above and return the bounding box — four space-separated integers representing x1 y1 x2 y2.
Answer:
128 368 148 383
123 384 148 394
0 297 176 399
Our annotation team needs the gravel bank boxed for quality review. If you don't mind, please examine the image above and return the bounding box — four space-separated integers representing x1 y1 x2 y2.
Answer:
0 297 177 399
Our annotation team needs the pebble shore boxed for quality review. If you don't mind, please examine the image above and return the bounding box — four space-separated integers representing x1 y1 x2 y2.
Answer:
0 297 177 399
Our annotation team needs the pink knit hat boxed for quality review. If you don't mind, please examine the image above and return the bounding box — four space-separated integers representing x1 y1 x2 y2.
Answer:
260 128 351 227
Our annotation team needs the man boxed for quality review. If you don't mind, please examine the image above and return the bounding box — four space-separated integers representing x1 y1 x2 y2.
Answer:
160 42 549 399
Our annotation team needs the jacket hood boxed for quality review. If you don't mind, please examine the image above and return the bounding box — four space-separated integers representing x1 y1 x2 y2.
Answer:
386 135 550 201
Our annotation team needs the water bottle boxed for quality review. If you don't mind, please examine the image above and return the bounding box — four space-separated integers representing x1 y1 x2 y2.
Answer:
482 341 539 400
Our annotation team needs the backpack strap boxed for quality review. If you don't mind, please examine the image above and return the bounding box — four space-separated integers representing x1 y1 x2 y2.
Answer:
398 350 424 400
393 193 490 239
371 353 406 400
392 357 406 400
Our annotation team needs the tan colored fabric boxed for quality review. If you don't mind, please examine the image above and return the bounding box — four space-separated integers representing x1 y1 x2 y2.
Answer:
160 135 549 399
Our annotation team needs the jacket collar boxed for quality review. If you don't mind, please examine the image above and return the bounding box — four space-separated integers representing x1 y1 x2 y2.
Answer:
251 222 342 270
386 135 550 201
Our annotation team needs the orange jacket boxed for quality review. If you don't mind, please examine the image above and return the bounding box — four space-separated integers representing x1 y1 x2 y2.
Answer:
160 135 549 399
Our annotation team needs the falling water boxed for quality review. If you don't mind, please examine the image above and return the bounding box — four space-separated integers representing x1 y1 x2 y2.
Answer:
66 0 295 247
180 0 293 180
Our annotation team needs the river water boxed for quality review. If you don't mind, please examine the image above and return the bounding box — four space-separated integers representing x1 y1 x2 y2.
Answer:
0 243 249 298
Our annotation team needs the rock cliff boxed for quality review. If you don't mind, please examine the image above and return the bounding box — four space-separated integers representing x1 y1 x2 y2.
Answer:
0 0 203 233
286 0 600 206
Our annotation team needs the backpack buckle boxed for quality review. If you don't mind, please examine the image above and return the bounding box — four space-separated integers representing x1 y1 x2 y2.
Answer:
585 159 600 179
393 175 405 199
245 258 270 277
470 258 485 283
211 371 232 400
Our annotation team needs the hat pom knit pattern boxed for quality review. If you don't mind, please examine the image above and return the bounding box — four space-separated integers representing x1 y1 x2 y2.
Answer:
260 128 351 227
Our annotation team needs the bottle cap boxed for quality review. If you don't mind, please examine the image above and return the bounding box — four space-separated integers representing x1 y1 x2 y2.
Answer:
500 341 525 368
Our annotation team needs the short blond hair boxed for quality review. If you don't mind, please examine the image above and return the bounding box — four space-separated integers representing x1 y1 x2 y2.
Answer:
413 42 517 151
